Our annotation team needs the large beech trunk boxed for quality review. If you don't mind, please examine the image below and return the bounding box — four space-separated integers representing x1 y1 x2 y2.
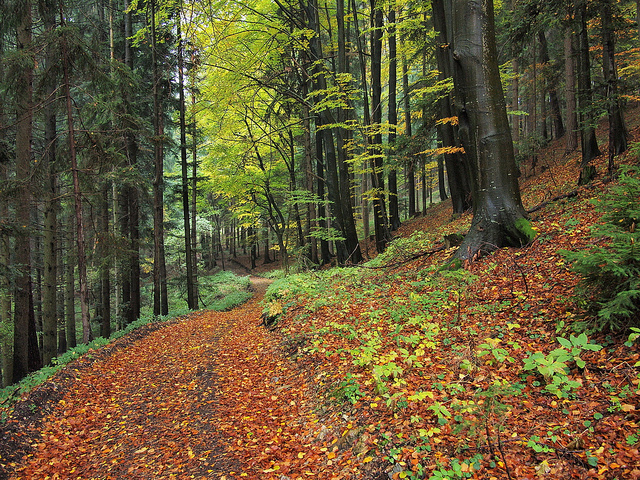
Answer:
448 0 532 261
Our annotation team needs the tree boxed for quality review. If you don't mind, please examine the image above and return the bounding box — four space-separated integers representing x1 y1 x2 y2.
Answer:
60 4 92 344
177 10 196 309
431 0 472 215
13 0 40 382
150 0 168 316
41 0 59 364
445 0 534 261
601 0 628 175
370 0 391 252
388 3 401 231
575 0 601 184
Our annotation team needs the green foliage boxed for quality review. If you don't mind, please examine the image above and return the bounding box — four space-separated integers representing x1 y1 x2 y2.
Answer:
331 373 364 404
522 334 602 398
199 271 252 311
562 165 640 331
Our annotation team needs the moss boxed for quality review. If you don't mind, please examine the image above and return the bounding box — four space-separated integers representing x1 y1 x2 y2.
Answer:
515 217 537 244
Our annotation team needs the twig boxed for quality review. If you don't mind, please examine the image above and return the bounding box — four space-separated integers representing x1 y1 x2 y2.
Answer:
496 424 514 480
356 245 446 270
0 386 22 406
527 190 578 214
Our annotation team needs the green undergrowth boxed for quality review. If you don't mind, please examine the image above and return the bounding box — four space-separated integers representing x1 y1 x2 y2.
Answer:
264 217 640 478
1 270 251 416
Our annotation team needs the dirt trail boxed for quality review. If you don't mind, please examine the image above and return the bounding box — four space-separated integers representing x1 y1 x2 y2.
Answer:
4 279 329 479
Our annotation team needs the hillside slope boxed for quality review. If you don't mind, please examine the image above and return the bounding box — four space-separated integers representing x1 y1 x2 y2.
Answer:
258 110 640 479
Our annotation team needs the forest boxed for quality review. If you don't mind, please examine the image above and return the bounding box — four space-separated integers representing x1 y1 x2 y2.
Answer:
0 0 638 402
1 0 640 477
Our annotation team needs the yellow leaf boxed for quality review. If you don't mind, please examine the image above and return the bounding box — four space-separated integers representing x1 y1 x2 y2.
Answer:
327 451 336 459
187 448 195 459
363 456 373 463
298 452 305 458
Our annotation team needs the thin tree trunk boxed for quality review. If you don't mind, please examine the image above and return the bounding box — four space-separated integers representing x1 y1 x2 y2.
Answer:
65 211 76 349
0 149 11 386
41 0 58 365
151 0 167 316
60 4 92 344
388 5 401 231
177 16 195 309
302 102 318 264
100 185 111 338
402 49 416 217
576 0 601 184
190 84 199 308
511 57 520 155
602 0 627 175
564 31 578 152
370 0 390 252
13 0 36 382
538 30 565 139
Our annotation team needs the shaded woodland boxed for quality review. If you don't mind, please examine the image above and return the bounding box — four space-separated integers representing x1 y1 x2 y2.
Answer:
0 0 638 388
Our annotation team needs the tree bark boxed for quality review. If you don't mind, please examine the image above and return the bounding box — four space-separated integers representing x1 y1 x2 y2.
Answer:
151 0 168 316
370 0 390 252
13 0 36 382
564 30 578 153
190 81 199 308
575 0 601 184
388 5 401 231
449 0 532 261
177 16 195 309
41 0 58 365
602 0 627 175
432 0 472 214
60 4 92 344
402 48 416 217
538 30 565 139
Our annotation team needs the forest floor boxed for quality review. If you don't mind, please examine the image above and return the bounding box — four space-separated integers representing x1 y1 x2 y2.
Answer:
2 109 640 479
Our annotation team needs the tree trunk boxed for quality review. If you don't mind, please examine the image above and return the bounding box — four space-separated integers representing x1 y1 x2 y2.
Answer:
576 0 601 184
302 102 319 264
42 0 58 365
122 0 140 325
402 48 416 217
151 0 168 316
100 185 111 339
602 0 627 175
65 211 76 349
449 0 533 261
511 57 520 156
370 0 390 252
13 0 36 382
438 157 447 201
191 84 199 308
388 5 401 231
432 0 472 214
61 5 92 344
538 30 565 139
177 17 195 309
564 30 578 153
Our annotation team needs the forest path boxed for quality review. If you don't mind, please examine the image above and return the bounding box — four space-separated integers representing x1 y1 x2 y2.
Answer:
9 277 326 479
